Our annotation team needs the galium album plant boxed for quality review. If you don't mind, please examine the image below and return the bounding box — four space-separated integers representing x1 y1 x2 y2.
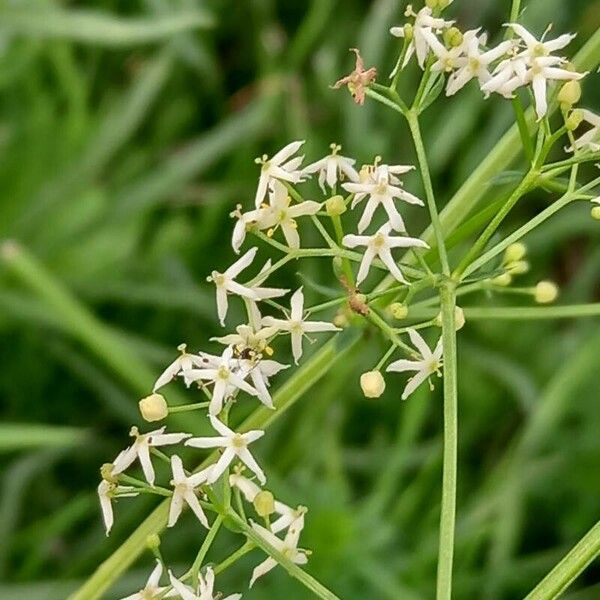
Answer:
84 1 600 598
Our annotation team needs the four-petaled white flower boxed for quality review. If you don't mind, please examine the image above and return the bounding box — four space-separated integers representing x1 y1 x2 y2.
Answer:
445 31 514 95
262 287 340 364
250 515 308 587
343 164 423 233
112 427 191 486
568 109 600 152
153 344 207 392
210 247 260 326
182 346 260 416
386 329 443 400
119 560 173 600
302 143 359 192
186 416 267 485
343 223 429 285
254 141 305 209
168 455 211 528
169 568 241 600
390 6 454 70
229 472 305 534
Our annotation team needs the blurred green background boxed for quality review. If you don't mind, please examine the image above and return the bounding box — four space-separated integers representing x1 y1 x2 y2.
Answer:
0 0 599 598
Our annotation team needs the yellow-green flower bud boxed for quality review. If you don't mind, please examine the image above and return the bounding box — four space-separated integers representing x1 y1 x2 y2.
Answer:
534 280 559 304
333 310 349 328
146 534 161 550
425 0 439 8
253 491 275 517
139 393 168 422
443 27 463 48
557 80 581 108
566 109 583 131
591 205 600 220
434 306 465 330
389 302 408 319
360 370 386 398
438 0 452 8
506 260 529 275
491 273 512 287
504 242 527 263
326 195 346 217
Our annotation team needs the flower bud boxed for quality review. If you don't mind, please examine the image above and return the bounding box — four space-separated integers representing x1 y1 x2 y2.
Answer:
333 310 349 328
253 491 275 517
566 109 583 131
326 195 346 216
504 242 527 263
146 534 161 551
491 273 512 286
425 0 439 8
438 0 452 8
557 80 581 108
591 205 600 220
534 281 558 304
360 370 386 398
139 393 168 422
389 302 408 319
434 306 465 330
443 27 463 48
506 260 529 275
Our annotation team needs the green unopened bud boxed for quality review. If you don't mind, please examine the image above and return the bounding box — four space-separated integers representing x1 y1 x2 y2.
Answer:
491 273 512 287
326 195 346 216
504 242 527 263
139 393 168 422
558 80 581 108
389 302 408 319
591 204 600 220
403 23 414 42
146 534 161 551
425 0 439 8
566 109 583 131
506 260 529 275
443 27 463 48
438 0 452 8
360 370 386 398
534 281 558 304
253 491 275 517
332 256 344 280
333 310 349 328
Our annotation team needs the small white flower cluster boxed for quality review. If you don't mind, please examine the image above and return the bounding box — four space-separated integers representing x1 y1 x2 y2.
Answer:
390 3 587 119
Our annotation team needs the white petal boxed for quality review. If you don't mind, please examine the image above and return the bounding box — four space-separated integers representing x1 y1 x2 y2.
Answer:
250 557 278 587
226 247 258 278
290 287 304 321
401 369 430 400
184 489 209 528
237 447 266 485
168 490 185 527
407 328 433 358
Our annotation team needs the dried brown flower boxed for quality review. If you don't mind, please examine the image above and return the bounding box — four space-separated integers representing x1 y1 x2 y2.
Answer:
332 48 377 106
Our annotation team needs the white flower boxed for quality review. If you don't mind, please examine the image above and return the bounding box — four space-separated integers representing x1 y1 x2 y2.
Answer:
169 568 241 600
182 346 260 416
231 205 271 254
243 260 289 329
390 6 454 70
186 415 266 485
482 24 585 119
386 329 443 400
249 515 308 587
119 560 172 600
301 143 359 192
210 247 261 327
254 141 305 208
421 29 466 73
112 427 191 486
568 109 600 152
153 344 207 392
229 472 304 534
240 358 289 409
97 478 138 536
342 223 429 285
211 324 277 354
263 180 322 249
343 165 423 233
168 455 211 528
446 32 514 95
261 287 340 364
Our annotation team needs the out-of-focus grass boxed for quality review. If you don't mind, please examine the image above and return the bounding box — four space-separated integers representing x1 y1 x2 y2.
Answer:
0 0 599 599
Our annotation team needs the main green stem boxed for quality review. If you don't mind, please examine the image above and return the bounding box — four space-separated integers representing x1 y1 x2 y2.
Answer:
436 280 458 600
406 111 451 276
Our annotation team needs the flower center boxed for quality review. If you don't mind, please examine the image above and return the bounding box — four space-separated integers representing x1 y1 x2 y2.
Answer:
232 434 246 449
217 366 230 380
290 321 303 333
372 233 386 250
533 42 547 57
468 57 480 72
212 272 225 287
